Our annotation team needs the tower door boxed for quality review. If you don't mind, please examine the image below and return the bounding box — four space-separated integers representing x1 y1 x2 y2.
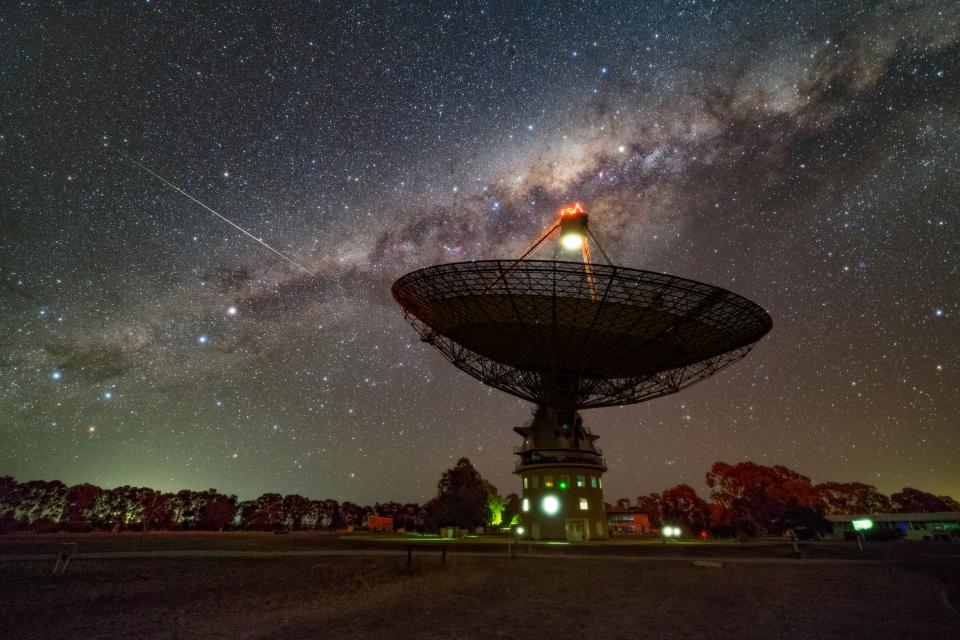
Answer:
565 519 584 541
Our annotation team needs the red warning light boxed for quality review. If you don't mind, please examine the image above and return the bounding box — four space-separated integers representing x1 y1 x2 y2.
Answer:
559 202 585 217
699 530 709 540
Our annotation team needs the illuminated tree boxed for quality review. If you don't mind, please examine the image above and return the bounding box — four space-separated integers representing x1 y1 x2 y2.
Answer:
485 489 505 528
706 461 821 536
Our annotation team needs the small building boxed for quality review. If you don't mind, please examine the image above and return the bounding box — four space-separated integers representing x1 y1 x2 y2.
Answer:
367 516 394 532
607 509 652 536
825 512 960 540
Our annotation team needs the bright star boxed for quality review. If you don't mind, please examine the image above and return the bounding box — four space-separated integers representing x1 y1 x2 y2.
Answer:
51 371 62 381
197 334 209 344
227 306 238 316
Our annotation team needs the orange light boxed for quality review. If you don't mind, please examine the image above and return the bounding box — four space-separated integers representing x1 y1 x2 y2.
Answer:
559 202 585 217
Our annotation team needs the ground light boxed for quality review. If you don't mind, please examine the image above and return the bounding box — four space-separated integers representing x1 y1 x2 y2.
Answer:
852 518 873 552
852 518 873 531
515 526 525 536
662 525 681 539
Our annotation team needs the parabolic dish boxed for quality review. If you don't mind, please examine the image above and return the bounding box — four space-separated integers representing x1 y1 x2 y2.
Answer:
392 260 772 409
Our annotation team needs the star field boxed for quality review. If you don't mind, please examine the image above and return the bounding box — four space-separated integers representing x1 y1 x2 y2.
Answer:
1 1 958 503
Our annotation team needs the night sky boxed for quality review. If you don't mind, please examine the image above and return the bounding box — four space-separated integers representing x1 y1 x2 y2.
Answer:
2 1 958 504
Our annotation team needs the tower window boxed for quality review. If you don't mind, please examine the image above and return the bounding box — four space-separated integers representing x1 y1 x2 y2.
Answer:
590 476 598 488
576 475 585 488
522 498 530 512
559 475 569 489
599 478 603 489
523 477 529 489
532 476 539 489
579 498 589 510
545 475 554 488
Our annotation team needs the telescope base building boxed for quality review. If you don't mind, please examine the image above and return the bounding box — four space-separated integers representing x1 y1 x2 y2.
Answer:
514 406 608 541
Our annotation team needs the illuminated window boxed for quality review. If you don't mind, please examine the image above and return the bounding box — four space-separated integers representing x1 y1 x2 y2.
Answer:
545 475 554 488
532 476 539 489
559 475 569 490
598 478 603 489
590 476 597 488
523 477 529 489
522 498 530 512
576 475 585 488
579 498 589 511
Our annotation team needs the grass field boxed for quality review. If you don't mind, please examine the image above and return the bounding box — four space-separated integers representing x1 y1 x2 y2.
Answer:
3 533 958 639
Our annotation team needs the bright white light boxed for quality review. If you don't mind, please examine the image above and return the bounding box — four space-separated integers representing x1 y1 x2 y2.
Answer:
51 371 62 381
227 306 238 316
515 526 525 536
197 334 208 344
541 495 560 515
561 233 584 250
522 498 530 512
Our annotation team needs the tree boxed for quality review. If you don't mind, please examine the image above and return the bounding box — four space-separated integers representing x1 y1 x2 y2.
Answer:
282 494 310 530
816 482 891 514
435 458 489 530
706 461 821 536
62 484 100 531
635 493 663 529
890 488 950 513
502 493 521 527
485 487 506 528
615 498 632 511
198 491 236 530
660 484 709 533
939 495 960 512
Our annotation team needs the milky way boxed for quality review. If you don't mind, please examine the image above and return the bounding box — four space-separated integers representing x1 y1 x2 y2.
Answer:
2 1 958 503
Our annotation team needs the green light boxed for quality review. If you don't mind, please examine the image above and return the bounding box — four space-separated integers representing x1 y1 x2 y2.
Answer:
852 518 873 531
558 480 568 490
542 495 560 515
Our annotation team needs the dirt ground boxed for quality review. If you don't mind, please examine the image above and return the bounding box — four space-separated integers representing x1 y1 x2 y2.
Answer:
3 546 959 639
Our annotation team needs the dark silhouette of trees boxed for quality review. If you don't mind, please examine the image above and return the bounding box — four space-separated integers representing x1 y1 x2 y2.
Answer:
62 483 100 531
635 493 663 528
1 462 957 537
198 491 236 531
282 494 310 530
660 484 710 533
816 482 892 514
435 458 489 530
890 488 951 513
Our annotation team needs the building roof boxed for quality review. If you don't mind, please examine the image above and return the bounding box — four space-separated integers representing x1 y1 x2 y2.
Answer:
825 512 960 523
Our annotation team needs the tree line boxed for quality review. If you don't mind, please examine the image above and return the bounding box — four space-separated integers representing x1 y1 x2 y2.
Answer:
2 459 956 536
619 461 960 537
0 458 513 534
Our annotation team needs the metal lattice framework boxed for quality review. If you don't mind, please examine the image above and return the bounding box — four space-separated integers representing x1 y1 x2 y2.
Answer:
392 260 772 409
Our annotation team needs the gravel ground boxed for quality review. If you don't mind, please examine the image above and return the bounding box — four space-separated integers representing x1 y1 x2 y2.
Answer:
3 552 958 639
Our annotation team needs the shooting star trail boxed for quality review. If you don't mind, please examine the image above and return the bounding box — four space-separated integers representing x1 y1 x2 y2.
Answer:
130 158 319 278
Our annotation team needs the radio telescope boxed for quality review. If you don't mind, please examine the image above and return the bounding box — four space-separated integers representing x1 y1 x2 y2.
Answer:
392 203 772 540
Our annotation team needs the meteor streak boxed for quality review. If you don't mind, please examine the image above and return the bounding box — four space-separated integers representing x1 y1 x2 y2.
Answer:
130 159 318 278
